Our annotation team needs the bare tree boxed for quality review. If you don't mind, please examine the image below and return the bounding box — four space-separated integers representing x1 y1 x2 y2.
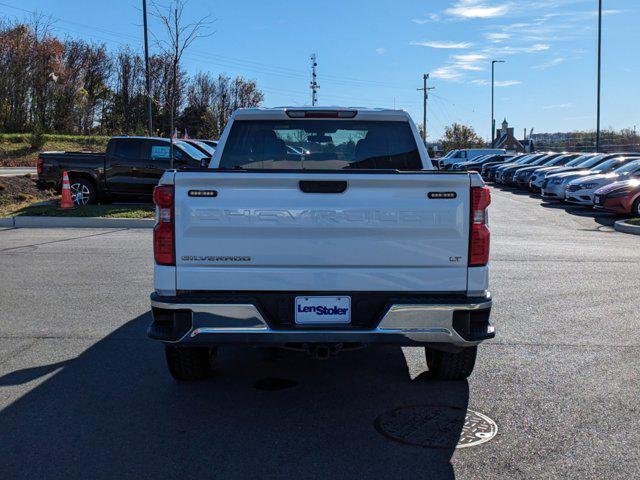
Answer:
179 72 263 138
151 0 213 167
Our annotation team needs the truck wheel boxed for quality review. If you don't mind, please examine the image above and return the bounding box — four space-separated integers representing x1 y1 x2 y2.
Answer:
164 345 216 381
70 177 97 205
425 346 477 381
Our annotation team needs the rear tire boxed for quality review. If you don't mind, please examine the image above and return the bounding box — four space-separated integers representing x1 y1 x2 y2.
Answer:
632 198 640 217
425 346 477 381
165 345 216 381
69 177 97 205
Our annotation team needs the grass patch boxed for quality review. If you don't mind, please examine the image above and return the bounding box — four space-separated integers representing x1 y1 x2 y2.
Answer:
627 218 640 226
1 203 154 219
0 133 109 167
0 174 153 219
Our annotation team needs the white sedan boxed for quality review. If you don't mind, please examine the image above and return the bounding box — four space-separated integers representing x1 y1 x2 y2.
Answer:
564 159 640 205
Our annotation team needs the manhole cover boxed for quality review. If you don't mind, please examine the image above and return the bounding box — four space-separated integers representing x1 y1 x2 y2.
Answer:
253 377 298 391
374 405 497 449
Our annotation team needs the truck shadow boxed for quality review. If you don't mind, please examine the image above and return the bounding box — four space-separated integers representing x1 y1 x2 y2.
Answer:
0 313 468 480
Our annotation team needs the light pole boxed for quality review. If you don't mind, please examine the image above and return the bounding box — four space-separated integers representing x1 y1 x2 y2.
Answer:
491 60 505 147
142 0 152 136
596 0 602 152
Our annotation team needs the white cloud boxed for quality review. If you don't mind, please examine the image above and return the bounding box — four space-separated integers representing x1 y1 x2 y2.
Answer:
452 53 487 71
543 103 572 110
446 1 510 19
527 43 550 52
431 66 465 81
495 80 521 87
375 47 387 55
431 52 488 82
410 40 473 49
485 33 511 42
472 79 521 87
489 43 551 55
412 13 441 24
532 57 564 69
457 64 485 71
452 53 487 62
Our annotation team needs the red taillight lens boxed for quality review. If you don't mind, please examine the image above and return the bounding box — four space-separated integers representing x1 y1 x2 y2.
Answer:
153 185 174 265
154 222 175 265
469 186 491 267
153 185 174 208
37 157 43 175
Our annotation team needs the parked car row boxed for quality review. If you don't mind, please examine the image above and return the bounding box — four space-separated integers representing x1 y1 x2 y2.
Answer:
438 148 507 170
447 151 640 217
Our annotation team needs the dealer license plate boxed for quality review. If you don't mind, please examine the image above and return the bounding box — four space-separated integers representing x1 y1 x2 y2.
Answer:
294 296 351 324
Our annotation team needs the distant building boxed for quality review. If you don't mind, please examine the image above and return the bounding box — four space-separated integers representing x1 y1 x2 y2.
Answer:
494 118 534 152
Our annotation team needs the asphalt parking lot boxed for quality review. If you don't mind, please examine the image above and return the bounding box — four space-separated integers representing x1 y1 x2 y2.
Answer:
0 187 638 479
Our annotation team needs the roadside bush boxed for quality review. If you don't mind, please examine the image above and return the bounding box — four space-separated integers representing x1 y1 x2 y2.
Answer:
28 130 46 150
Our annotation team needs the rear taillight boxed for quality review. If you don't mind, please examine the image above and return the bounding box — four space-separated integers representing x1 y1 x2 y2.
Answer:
469 186 491 267
153 185 175 265
37 157 43 175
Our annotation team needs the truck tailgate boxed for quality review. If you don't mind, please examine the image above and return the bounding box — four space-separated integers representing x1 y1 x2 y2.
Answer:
173 171 470 292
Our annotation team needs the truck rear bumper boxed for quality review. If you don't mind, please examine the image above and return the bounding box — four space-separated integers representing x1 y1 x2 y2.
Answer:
148 292 494 348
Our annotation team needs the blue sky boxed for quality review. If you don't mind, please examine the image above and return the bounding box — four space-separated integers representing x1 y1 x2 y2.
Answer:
2 0 638 140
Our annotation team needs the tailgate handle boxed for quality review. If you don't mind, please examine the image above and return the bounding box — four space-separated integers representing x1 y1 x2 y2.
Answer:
299 180 347 194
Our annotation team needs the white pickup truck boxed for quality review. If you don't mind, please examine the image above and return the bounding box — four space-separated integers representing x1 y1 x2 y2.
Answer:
149 107 494 381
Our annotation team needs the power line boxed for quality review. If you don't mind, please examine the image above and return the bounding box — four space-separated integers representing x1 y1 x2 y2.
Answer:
0 1 414 91
0 0 430 118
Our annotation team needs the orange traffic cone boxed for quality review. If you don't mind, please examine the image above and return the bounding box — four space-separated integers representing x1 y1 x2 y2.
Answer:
60 171 74 209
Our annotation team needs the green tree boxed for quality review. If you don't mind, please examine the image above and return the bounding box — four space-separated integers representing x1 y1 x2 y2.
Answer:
440 123 485 153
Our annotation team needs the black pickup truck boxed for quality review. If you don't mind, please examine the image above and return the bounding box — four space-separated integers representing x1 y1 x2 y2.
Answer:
37 136 210 205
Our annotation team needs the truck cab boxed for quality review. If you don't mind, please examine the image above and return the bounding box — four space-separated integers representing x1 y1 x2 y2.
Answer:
103 137 207 196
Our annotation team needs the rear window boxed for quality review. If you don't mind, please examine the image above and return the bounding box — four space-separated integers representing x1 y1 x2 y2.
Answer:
113 140 141 159
613 159 640 174
218 120 421 170
593 158 627 173
515 155 536 164
174 141 208 160
579 155 608 168
566 154 595 167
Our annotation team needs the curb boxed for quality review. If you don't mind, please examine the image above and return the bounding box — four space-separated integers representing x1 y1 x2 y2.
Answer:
0 216 154 229
614 219 640 236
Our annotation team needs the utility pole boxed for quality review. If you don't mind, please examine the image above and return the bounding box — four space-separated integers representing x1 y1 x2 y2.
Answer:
596 0 602 152
142 0 153 136
417 73 434 143
491 60 505 147
310 54 319 106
